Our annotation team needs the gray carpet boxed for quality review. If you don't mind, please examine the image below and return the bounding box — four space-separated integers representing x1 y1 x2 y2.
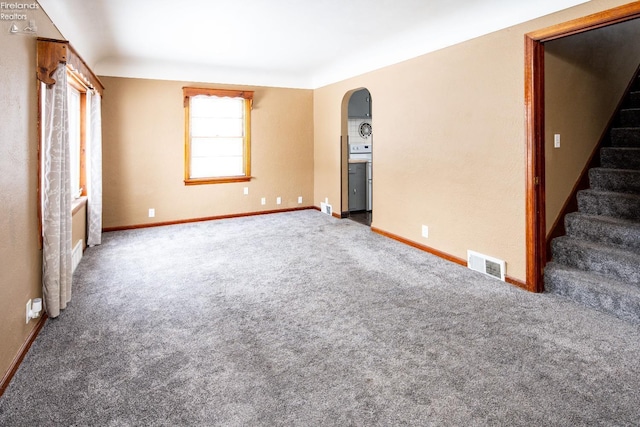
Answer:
1 210 640 426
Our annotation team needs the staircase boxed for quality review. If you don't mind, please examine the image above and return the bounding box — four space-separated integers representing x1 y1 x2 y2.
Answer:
544 75 640 324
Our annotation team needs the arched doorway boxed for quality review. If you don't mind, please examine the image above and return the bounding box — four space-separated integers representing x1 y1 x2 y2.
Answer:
341 88 373 226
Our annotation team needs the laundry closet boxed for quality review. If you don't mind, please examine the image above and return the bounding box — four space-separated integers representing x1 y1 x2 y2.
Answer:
347 89 372 221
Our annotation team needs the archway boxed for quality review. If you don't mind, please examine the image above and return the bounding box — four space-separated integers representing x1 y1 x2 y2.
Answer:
340 88 373 225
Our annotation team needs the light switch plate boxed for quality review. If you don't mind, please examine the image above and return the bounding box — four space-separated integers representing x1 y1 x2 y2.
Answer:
554 134 561 148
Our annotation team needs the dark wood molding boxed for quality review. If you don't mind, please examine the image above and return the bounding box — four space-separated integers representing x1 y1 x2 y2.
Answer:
36 38 67 85
184 176 253 185
0 315 48 398
527 3 640 42
102 207 314 232
182 87 254 107
311 206 341 219
372 226 466 266
523 1 640 294
371 227 527 290
524 35 546 293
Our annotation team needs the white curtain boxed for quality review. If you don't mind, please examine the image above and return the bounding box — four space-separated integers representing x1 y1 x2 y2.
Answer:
87 92 103 246
42 65 72 318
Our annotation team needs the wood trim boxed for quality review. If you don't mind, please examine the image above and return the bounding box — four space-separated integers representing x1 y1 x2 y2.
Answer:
526 3 640 42
183 88 252 183
36 38 104 95
182 87 254 106
102 207 314 232
184 176 253 185
244 96 252 179
0 315 47 398
545 145 600 258
524 2 640 294
36 38 67 85
77 81 88 197
311 206 342 219
37 79 43 249
524 36 546 293
504 276 528 290
371 227 527 290
372 226 466 265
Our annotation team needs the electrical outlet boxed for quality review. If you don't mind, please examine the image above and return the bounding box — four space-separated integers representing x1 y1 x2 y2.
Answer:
276 197 281 205
325 197 329 204
422 225 429 238
243 187 249 195
298 196 303 204
148 208 155 218
554 134 561 148
261 197 266 205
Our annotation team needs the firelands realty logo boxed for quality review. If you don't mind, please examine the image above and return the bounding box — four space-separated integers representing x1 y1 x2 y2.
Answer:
2 2 38 35
1 2 39 20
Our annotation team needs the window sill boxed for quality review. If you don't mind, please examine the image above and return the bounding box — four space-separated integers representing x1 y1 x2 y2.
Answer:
185 176 253 185
72 196 88 215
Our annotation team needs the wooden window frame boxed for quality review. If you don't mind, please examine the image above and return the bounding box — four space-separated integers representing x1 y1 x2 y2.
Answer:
183 87 254 185
67 70 88 199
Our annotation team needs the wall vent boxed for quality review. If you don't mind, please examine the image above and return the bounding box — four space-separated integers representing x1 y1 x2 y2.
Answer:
72 240 83 273
467 250 505 281
320 202 333 216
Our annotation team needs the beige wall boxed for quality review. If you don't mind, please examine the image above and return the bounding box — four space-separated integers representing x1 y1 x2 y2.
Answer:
100 77 314 228
72 202 87 251
0 7 61 383
313 0 633 283
545 18 640 234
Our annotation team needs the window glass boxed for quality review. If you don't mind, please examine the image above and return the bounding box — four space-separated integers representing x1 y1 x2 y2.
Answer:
184 89 252 184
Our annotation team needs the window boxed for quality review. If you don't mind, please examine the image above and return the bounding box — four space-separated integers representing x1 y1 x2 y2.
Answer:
183 88 253 184
67 71 89 200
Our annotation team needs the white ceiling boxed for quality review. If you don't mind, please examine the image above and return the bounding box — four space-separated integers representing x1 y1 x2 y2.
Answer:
39 0 589 88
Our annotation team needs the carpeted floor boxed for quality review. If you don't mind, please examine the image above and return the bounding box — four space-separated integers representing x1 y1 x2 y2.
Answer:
1 210 639 426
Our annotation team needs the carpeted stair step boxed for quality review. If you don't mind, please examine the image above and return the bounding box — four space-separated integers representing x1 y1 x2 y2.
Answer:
588 168 640 194
544 262 640 324
623 91 640 109
565 212 640 252
551 236 640 284
600 147 640 170
610 128 640 147
577 189 640 221
618 109 640 127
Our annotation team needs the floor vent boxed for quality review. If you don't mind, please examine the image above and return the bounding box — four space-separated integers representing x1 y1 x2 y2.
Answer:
72 240 83 273
467 250 505 281
320 202 333 216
